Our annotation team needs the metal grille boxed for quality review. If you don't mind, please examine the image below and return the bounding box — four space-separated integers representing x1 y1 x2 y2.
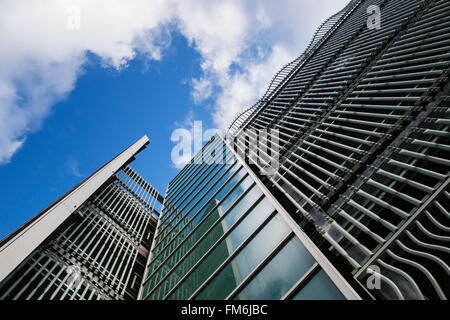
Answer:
227 0 450 300
0 165 159 300
227 0 364 137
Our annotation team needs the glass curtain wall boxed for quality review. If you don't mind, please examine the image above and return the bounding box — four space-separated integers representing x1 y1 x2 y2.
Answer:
141 135 344 300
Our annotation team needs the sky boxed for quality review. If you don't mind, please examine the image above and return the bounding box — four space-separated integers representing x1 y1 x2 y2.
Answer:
0 0 349 239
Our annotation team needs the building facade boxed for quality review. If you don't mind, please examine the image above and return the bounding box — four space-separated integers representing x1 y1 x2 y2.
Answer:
140 135 359 300
226 0 450 300
0 0 448 301
0 136 163 300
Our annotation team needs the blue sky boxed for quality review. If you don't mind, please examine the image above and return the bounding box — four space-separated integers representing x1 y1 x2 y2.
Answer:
0 0 349 238
0 33 207 237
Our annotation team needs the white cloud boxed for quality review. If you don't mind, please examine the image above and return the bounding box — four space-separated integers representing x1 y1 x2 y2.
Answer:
191 78 212 103
212 45 294 131
0 0 350 164
173 108 195 131
66 156 83 178
187 0 352 131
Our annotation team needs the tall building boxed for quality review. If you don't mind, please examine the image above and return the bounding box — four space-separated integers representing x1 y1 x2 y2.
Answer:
0 136 164 300
226 0 450 300
140 135 359 300
0 0 448 301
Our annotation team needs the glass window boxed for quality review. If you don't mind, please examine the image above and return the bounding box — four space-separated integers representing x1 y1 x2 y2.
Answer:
160 148 229 228
183 163 240 221
157 161 232 238
292 269 345 300
142 184 263 298
234 236 315 300
151 172 251 271
166 206 283 300
165 160 223 217
153 164 242 255
193 214 290 300
166 140 225 200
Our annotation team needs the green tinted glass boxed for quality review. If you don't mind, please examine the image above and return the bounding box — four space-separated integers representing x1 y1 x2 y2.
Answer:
234 236 315 300
194 214 290 300
292 269 344 300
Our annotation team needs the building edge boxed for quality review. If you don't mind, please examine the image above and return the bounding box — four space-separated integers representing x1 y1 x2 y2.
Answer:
0 135 150 283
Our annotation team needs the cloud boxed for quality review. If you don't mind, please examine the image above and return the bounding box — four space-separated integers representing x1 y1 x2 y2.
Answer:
212 45 294 131
173 108 195 131
0 0 350 164
183 0 352 131
66 156 83 178
191 78 212 103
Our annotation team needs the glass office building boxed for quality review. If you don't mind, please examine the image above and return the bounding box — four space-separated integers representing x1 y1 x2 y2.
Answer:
140 135 358 300
0 0 448 301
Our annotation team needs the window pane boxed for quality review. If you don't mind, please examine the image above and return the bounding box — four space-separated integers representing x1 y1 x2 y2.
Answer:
194 214 290 300
166 140 226 201
153 164 243 256
143 174 255 298
234 236 315 300
292 269 345 300
143 184 263 299
156 162 240 247
166 198 277 300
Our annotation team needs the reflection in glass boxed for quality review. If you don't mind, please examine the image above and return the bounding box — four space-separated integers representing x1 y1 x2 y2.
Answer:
167 198 277 300
152 165 244 257
194 214 290 300
292 269 345 300
143 173 254 298
156 162 240 247
144 183 263 299
234 236 315 300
